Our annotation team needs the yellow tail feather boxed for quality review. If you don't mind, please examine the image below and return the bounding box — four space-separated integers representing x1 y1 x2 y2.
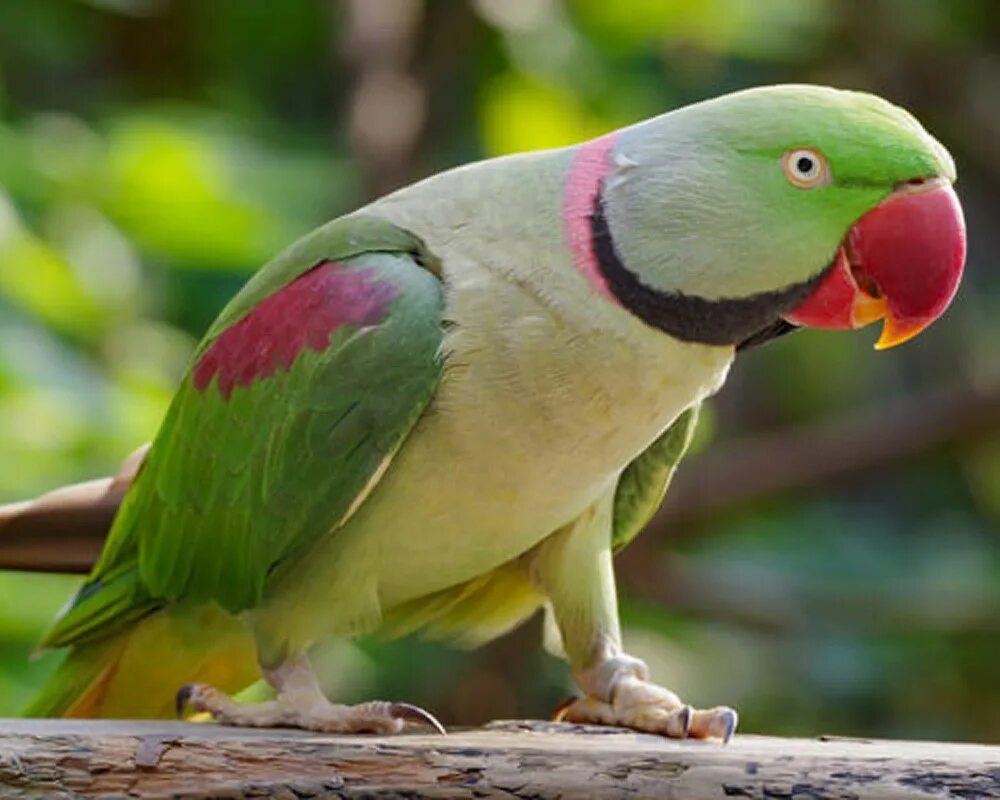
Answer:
29 603 259 719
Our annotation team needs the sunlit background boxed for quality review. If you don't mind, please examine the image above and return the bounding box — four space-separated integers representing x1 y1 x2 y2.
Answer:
0 0 997 742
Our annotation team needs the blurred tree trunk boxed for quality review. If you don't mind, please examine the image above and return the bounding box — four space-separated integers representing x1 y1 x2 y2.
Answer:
342 0 427 198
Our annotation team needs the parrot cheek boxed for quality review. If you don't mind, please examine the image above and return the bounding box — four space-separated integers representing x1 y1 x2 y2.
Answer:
784 248 875 331
785 179 966 350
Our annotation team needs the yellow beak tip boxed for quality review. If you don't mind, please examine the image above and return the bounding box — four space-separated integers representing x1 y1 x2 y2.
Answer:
874 319 928 350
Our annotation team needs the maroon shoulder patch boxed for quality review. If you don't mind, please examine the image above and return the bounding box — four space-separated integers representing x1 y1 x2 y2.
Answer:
193 262 398 399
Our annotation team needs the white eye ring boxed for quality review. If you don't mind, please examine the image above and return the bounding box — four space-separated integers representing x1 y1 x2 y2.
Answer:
782 148 829 189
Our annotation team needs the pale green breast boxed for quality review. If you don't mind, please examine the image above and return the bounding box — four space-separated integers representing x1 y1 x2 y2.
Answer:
255 150 734 646
355 268 731 608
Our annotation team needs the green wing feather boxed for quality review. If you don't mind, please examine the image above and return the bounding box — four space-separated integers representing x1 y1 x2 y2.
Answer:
42 215 444 647
201 214 440 348
611 404 700 553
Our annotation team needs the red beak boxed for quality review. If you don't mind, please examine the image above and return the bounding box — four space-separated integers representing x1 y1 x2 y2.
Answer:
785 179 966 349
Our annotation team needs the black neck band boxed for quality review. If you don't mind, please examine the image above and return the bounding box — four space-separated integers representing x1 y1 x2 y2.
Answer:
590 192 822 349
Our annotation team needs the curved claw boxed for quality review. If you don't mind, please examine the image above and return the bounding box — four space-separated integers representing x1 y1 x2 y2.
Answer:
175 684 195 717
551 695 579 723
717 708 738 745
677 704 693 739
390 702 447 735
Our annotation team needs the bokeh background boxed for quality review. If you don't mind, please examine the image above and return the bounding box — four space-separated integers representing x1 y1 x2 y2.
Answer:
0 0 997 742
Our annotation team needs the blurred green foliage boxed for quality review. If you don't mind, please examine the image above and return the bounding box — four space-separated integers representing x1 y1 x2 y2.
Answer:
0 0 997 741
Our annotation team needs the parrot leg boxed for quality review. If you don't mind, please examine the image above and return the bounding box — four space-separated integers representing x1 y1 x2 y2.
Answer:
176 654 445 734
531 493 737 742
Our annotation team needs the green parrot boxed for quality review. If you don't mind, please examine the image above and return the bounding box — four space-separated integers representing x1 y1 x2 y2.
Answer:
1 85 966 741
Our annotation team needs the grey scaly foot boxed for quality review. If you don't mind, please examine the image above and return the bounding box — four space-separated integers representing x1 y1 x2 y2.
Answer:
176 683 445 734
556 653 737 742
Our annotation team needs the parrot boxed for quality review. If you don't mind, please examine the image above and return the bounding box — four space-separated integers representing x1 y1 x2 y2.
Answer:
0 84 966 742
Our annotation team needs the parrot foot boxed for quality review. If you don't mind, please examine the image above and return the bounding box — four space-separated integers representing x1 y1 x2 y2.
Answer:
558 654 737 742
176 683 446 735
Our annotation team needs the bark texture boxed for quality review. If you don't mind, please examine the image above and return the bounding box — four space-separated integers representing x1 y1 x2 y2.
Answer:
0 719 997 799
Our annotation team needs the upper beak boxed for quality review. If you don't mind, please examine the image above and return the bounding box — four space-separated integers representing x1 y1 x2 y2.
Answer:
785 177 967 349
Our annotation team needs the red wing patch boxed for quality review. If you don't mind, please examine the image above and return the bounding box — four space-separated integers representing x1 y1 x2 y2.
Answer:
193 262 398 400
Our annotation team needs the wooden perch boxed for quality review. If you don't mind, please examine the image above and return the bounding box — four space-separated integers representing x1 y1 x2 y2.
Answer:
0 719 996 798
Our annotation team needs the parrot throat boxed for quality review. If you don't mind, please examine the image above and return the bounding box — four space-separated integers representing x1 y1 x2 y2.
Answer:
589 194 814 348
562 133 816 349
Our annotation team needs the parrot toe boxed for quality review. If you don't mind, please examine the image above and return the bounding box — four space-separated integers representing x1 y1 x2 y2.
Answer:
689 706 738 744
175 681 285 728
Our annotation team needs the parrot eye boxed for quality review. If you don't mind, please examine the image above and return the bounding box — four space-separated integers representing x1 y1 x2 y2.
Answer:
782 148 829 189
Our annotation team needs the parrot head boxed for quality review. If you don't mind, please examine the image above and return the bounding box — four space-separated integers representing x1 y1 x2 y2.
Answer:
586 84 965 349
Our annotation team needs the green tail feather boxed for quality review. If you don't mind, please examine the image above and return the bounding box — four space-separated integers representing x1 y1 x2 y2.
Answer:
23 637 121 718
39 566 158 650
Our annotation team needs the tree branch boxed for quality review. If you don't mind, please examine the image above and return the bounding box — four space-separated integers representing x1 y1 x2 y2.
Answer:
651 381 1000 532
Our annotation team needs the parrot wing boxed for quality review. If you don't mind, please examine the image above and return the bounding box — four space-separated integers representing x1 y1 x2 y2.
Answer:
611 404 700 553
42 215 444 647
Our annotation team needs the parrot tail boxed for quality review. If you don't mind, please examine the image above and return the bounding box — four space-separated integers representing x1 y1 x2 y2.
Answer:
25 603 259 719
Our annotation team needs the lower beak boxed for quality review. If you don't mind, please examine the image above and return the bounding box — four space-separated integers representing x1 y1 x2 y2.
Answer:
786 178 966 349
